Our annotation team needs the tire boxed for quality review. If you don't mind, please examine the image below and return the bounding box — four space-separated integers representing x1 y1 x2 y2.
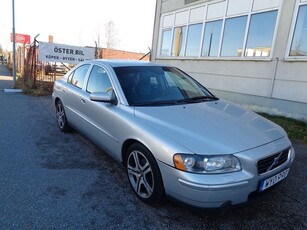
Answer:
56 100 70 132
126 143 164 205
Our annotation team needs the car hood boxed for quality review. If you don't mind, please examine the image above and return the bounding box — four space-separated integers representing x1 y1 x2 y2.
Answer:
134 100 286 154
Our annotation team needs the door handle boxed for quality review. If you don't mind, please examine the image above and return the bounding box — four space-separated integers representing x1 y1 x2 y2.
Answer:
81 99 86 104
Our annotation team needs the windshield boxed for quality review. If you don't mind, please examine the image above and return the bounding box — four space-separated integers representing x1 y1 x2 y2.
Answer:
113 66 218 106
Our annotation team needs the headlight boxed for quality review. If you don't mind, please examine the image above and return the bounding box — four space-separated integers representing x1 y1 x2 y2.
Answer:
173 154 241 174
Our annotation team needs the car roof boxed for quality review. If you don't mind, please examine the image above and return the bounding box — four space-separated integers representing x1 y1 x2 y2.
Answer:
83 59 162 68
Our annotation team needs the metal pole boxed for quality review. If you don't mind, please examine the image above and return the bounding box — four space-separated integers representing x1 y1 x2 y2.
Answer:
12 0 16 87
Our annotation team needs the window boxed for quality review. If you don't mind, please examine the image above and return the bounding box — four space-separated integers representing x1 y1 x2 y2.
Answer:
69 64 90 89
290 5 307 56
221 16 247 57
160 30 172 56
185 23 203 56
172 26 187 56
158 0 279 59
202 20 222 57
245 11 277 57
87 65 112 95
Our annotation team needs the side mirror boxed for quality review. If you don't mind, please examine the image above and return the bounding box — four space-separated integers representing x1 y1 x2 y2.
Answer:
90 92 117 104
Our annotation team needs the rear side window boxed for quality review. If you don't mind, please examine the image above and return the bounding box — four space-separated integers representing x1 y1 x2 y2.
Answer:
68 64 90 89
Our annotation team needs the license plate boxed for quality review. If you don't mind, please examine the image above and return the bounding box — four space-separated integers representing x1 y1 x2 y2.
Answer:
259 168 289 192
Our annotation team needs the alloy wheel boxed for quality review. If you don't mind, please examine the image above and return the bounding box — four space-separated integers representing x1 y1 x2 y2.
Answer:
56 102 65 129
127 150 154 199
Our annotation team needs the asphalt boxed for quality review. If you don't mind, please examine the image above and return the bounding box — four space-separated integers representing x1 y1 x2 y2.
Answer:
0 64 306 230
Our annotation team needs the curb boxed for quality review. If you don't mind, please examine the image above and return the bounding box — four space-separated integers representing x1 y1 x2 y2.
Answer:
4 89 22 93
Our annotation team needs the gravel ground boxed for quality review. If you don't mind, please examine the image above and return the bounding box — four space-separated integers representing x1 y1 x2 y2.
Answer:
0 65 306 229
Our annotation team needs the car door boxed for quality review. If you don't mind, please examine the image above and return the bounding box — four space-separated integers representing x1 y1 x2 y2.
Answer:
80 65 120 156
62 64 91 131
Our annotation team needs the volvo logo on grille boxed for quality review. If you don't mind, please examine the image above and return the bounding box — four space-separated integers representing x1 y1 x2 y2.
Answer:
266 152 282 172
273 157 280 165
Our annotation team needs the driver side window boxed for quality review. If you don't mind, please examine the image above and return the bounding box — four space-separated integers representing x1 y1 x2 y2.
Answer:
87 65 113 95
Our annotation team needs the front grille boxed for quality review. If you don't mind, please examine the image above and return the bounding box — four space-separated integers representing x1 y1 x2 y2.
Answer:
257 148 290 174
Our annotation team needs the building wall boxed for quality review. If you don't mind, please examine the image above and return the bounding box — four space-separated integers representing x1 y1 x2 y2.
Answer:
100 48 149 61
151 0 307 121
160 0 210 13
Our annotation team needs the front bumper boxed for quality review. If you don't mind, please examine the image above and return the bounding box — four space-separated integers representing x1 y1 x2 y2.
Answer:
158 140 295 208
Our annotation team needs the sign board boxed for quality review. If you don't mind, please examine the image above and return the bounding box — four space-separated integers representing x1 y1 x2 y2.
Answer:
38 42 95 64
10 33 31 44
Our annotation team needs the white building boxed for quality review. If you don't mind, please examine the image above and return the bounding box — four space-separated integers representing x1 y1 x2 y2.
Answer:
151 0 307 121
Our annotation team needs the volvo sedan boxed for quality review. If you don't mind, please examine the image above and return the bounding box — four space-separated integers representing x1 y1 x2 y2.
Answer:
52 60 295 208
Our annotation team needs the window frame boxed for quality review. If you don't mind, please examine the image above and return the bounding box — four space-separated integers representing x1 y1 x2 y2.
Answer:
286 1 307 61
158 0 280 60
220 15 248 57
201 19 223 57
244 10 278 58
159 28 173 57
172 25 188 57
185 22 204 57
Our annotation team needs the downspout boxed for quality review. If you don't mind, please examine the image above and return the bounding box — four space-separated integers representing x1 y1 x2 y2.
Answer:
270 57 279 97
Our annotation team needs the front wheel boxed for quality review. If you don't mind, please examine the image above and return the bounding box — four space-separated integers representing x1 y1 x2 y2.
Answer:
126 143 164 205
56 100 70 132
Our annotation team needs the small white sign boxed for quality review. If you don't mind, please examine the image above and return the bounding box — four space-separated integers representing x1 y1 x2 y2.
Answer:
38 42 95 64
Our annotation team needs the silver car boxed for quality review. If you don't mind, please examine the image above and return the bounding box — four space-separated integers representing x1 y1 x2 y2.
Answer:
52 60 295 208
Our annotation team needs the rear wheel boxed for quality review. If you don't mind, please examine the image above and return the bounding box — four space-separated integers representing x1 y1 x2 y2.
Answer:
56 100 70 132
126 143 164 205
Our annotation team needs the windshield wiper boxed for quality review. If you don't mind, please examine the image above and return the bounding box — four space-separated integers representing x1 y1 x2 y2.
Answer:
133 96 218 106
178 96 219 103
133 100 180 106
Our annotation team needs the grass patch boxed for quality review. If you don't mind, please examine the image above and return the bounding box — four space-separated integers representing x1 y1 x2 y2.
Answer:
258 113 307 144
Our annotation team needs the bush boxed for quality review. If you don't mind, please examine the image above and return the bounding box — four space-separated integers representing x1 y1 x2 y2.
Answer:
16 77 54 96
